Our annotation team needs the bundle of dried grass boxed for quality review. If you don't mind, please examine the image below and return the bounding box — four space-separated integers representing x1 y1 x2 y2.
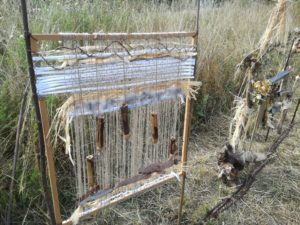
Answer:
234 0 289 83
229 0 290 150
229 97 254 151
258 0 288 56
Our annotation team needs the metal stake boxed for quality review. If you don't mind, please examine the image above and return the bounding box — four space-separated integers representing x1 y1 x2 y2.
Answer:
20 0 56 224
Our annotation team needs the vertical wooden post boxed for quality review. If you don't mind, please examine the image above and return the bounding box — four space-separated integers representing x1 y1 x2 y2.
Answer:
39 99 62 225
177 0 200 217
96 117 105 151
151 113 159 144
178 94 192 224
86 155 95 189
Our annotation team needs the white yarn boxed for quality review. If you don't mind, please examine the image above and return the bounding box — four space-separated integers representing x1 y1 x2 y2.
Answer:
69 206 82 225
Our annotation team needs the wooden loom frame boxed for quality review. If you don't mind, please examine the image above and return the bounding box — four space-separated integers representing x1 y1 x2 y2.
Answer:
21 1 200 224
35 32 197 225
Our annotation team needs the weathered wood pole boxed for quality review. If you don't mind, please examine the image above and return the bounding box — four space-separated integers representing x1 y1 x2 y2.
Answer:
178 0 200 225
178 95 192 225
277 39 296 134
39 99 62 224
178 0 200 222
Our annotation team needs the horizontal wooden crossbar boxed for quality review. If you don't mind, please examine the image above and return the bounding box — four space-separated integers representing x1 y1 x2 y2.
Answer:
62 171 182 225
31 32 196 42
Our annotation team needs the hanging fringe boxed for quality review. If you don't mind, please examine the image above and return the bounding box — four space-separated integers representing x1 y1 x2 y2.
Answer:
50 81 201 165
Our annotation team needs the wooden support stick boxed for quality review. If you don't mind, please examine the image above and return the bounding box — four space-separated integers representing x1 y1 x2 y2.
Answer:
277 39 295 133
256 98 268 128
177 4 199 218
151 113 159 144
86 155 95 189
277 108 288 134
248 110 261 152
39 99 62 225
178 173 187 224
120 104 130 137
96 117 105 151
178 94 192 224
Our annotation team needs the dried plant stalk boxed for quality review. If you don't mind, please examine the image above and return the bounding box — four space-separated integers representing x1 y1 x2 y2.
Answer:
51 81 201 163
86 155 95 189
96 117 105 151
151 113 158 144
168 137 177 155
120 104 130 137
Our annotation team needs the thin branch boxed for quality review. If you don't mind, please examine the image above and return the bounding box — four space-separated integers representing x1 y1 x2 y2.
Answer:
6 81 30 225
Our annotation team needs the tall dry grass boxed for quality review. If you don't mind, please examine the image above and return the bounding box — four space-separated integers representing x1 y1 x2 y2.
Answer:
0 0 299 224
195 1 274 121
